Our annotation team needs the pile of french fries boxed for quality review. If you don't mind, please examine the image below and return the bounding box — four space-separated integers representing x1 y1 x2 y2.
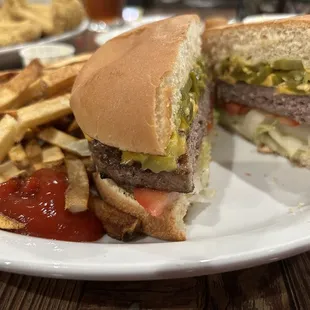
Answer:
0 54 141 241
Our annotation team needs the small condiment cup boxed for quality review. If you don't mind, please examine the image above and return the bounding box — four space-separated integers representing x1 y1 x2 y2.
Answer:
19 43 75 67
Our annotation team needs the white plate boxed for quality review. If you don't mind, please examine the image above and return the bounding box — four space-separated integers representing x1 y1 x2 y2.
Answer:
0 20 89 69
1 127 310 280
95 15 171 46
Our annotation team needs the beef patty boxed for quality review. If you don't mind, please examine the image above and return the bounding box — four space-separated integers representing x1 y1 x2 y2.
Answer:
217 80 310 124
90 87 210 193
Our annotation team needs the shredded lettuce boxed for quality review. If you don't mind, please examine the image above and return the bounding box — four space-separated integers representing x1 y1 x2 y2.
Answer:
278 123 310 143
258 134 287 157
219 109 309 159
268 130 303 158
254 121 277 141
242 110 266 139
298 148 310 166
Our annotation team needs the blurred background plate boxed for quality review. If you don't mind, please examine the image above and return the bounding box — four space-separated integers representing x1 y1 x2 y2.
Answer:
243 13 296 23
0 20 89 70
95 15 171 46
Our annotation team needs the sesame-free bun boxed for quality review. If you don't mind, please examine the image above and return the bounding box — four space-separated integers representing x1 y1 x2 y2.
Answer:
203 15 310 68
71 15 202 155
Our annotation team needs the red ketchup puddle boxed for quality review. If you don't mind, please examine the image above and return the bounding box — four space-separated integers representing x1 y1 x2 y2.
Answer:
0 168 104 242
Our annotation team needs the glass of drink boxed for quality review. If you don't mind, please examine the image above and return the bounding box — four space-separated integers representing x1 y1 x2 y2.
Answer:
83 0 126 32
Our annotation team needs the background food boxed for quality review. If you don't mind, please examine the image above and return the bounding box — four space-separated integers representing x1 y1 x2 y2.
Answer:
0 53 142 241
204 16 228 29
0 0 85 47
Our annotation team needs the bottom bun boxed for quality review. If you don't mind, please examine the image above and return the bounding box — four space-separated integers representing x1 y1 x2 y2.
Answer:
93 174 190 241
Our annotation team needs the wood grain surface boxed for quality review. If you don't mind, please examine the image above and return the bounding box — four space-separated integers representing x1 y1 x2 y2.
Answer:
1 252 310 309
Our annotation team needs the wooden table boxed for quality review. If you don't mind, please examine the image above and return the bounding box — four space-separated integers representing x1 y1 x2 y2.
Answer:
1 252 310 309
1 7 310 310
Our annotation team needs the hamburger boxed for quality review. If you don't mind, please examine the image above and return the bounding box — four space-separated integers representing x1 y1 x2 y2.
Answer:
203 15 310 167
70 15 213 241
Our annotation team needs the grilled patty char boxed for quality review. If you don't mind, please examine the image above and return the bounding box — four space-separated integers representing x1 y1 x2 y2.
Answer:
217 80 310 123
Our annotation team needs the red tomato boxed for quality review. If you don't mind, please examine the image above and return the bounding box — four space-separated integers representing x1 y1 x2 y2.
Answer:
264 113 274 119
207 121 213 132
224 102 241 115
224 102 250 116
265 113 300 127
133 188 179 217
277 116 300 127
239 106 251 115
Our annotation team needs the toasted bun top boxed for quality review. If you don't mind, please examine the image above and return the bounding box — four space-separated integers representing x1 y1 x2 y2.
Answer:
203 15 310 68
71 15 202 155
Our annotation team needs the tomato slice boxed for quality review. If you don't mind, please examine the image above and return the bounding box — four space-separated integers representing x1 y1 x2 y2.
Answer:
224 102 242 115
277 116 300 127
133 188 179 217
207 121 213 132
223 102 250 116
265 114 300 127
239 106 250 115
223 102 299 127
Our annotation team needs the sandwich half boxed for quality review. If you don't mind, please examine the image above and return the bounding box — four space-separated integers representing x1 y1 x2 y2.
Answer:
71 15 212 241
203 15 310 167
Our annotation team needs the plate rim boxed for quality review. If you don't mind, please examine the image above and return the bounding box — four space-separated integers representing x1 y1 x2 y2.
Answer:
0 20 89 56
0 234 309 281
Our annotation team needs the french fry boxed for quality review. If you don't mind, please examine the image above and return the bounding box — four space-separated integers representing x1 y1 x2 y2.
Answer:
33 146 64 170
65 158 89 213
27 62 84 100
38 126 77 144
0 110 17 118
0 161 27 181
45 53 91 69
25 139 42 165
89 196 141 241
42 146 64 166
12 82 46 109
0 60 43 111
0 70 19 84
16 94 71 141
0 114 18 162
82 157 95 173
8 144 29 169
64 140 91 157
38 127 91 157
0 214 25 230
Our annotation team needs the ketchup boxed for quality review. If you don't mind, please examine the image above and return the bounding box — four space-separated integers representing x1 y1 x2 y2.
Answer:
0 168 104 242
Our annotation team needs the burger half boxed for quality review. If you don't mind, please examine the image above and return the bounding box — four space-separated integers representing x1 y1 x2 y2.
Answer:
71 15 212 241
203 15 310 167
